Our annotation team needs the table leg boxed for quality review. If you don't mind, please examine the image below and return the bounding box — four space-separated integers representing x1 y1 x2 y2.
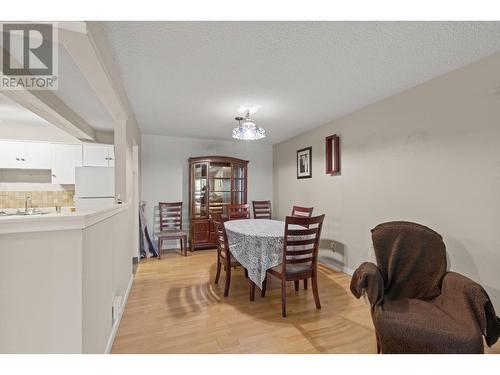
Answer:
249 280 255 301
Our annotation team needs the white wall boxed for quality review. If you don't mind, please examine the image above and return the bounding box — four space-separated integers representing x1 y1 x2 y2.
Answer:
273 51 500 309
141 134 273 238
0 123 78 143
0 229 83 353
82 207 132 353
0 206 132 353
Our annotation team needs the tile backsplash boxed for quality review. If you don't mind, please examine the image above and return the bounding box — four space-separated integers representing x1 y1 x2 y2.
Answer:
0 190 75 209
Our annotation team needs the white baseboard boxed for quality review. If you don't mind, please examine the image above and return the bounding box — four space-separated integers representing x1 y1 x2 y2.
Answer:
319 258 354 276
104 274 134 354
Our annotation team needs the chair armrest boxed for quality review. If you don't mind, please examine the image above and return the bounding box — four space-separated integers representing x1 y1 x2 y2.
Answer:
350 262 385 310
441 272 500 347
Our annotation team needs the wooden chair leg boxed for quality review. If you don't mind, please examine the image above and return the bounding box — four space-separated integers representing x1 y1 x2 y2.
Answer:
157 238 162 259
249 280 256 301
261 276 267 298
294 280 299 291
214 258 221 284
224 263 231 297
183 236 188 256
311 272 321 309
303 279 308 290
281 279 287 317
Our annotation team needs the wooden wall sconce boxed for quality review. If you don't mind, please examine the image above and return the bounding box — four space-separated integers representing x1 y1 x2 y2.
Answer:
325 134 340 175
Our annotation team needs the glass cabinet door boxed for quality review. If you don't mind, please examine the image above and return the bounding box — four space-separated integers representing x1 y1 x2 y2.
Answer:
209 162 232 216
192 162 208 217
232 163 246 205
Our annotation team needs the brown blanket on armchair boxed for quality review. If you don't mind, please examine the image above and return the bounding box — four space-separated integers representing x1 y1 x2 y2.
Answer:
351 221 500 354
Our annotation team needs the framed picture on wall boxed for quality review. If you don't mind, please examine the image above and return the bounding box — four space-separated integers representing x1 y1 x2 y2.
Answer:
297 146 312 179
325 134 340 175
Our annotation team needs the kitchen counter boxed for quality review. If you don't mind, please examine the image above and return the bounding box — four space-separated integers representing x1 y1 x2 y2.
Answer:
0 202 133 353
0 204 128 234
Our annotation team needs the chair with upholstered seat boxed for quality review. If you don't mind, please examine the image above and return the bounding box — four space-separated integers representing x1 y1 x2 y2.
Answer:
213 216 247 297
227 203 250 220
350 221 500 353
252 200 272 219
261 214 325 317
157 202 188 258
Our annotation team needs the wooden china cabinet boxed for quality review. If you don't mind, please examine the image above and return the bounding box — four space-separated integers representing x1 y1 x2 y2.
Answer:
188 156 249 250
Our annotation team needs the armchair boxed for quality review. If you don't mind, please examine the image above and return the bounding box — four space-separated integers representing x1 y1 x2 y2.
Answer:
351 221 500 354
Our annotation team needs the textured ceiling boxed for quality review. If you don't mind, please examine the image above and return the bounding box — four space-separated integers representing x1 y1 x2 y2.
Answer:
102 21 500 144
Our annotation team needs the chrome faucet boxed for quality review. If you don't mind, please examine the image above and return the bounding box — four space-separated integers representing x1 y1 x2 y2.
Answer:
25 196 32 212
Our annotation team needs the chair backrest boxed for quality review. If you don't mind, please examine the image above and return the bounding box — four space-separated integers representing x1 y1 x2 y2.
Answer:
213 217 230 263
282 214 325 274
227 203 250 220
252 200 272 219
291 205 314 218
371 221 446 300
159 202 183 230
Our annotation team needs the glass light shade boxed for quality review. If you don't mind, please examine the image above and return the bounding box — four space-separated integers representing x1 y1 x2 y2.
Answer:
232 119 266 141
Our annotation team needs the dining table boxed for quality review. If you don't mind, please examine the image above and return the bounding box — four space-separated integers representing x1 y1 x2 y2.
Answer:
224 219 289 298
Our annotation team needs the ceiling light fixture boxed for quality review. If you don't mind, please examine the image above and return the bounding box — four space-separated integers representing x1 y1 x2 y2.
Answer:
232 110 266 141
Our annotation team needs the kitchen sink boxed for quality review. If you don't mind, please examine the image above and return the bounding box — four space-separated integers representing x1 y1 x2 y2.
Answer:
0 210 50 217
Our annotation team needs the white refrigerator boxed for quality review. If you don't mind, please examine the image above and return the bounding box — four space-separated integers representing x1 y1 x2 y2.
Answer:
74 167 115 211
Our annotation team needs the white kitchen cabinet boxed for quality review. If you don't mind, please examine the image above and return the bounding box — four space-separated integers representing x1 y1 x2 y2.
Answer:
0 140 23 168
51 144 83 184
23 142 51 169
0 140 51 169
107 145 115 167
83 143 115 167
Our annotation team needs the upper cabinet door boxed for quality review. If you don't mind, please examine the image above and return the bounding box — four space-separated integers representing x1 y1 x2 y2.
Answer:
0 140 51 169
107 145 115 167
0 140 24 168
23 142 51 169
83 143 111 167
51 144 83 184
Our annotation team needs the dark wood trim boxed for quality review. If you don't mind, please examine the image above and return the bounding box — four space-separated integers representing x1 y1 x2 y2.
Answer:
188 156 249 164
296 146 312 179
325 134 340 175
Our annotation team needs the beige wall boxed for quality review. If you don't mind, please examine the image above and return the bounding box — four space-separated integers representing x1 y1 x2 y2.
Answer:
273 51 500 309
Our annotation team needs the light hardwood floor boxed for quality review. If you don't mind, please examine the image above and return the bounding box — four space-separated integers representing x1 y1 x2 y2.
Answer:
112 250 500 354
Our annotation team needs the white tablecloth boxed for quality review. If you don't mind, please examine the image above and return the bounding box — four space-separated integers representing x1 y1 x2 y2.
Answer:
225 219 286 288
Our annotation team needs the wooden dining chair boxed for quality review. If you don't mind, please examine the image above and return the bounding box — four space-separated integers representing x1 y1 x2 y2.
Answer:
157 202 188 258
213 217 247 297
252 200 272 219
227 203 250 220
291 205 314 218
291 206 314 288
261 214 325 317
